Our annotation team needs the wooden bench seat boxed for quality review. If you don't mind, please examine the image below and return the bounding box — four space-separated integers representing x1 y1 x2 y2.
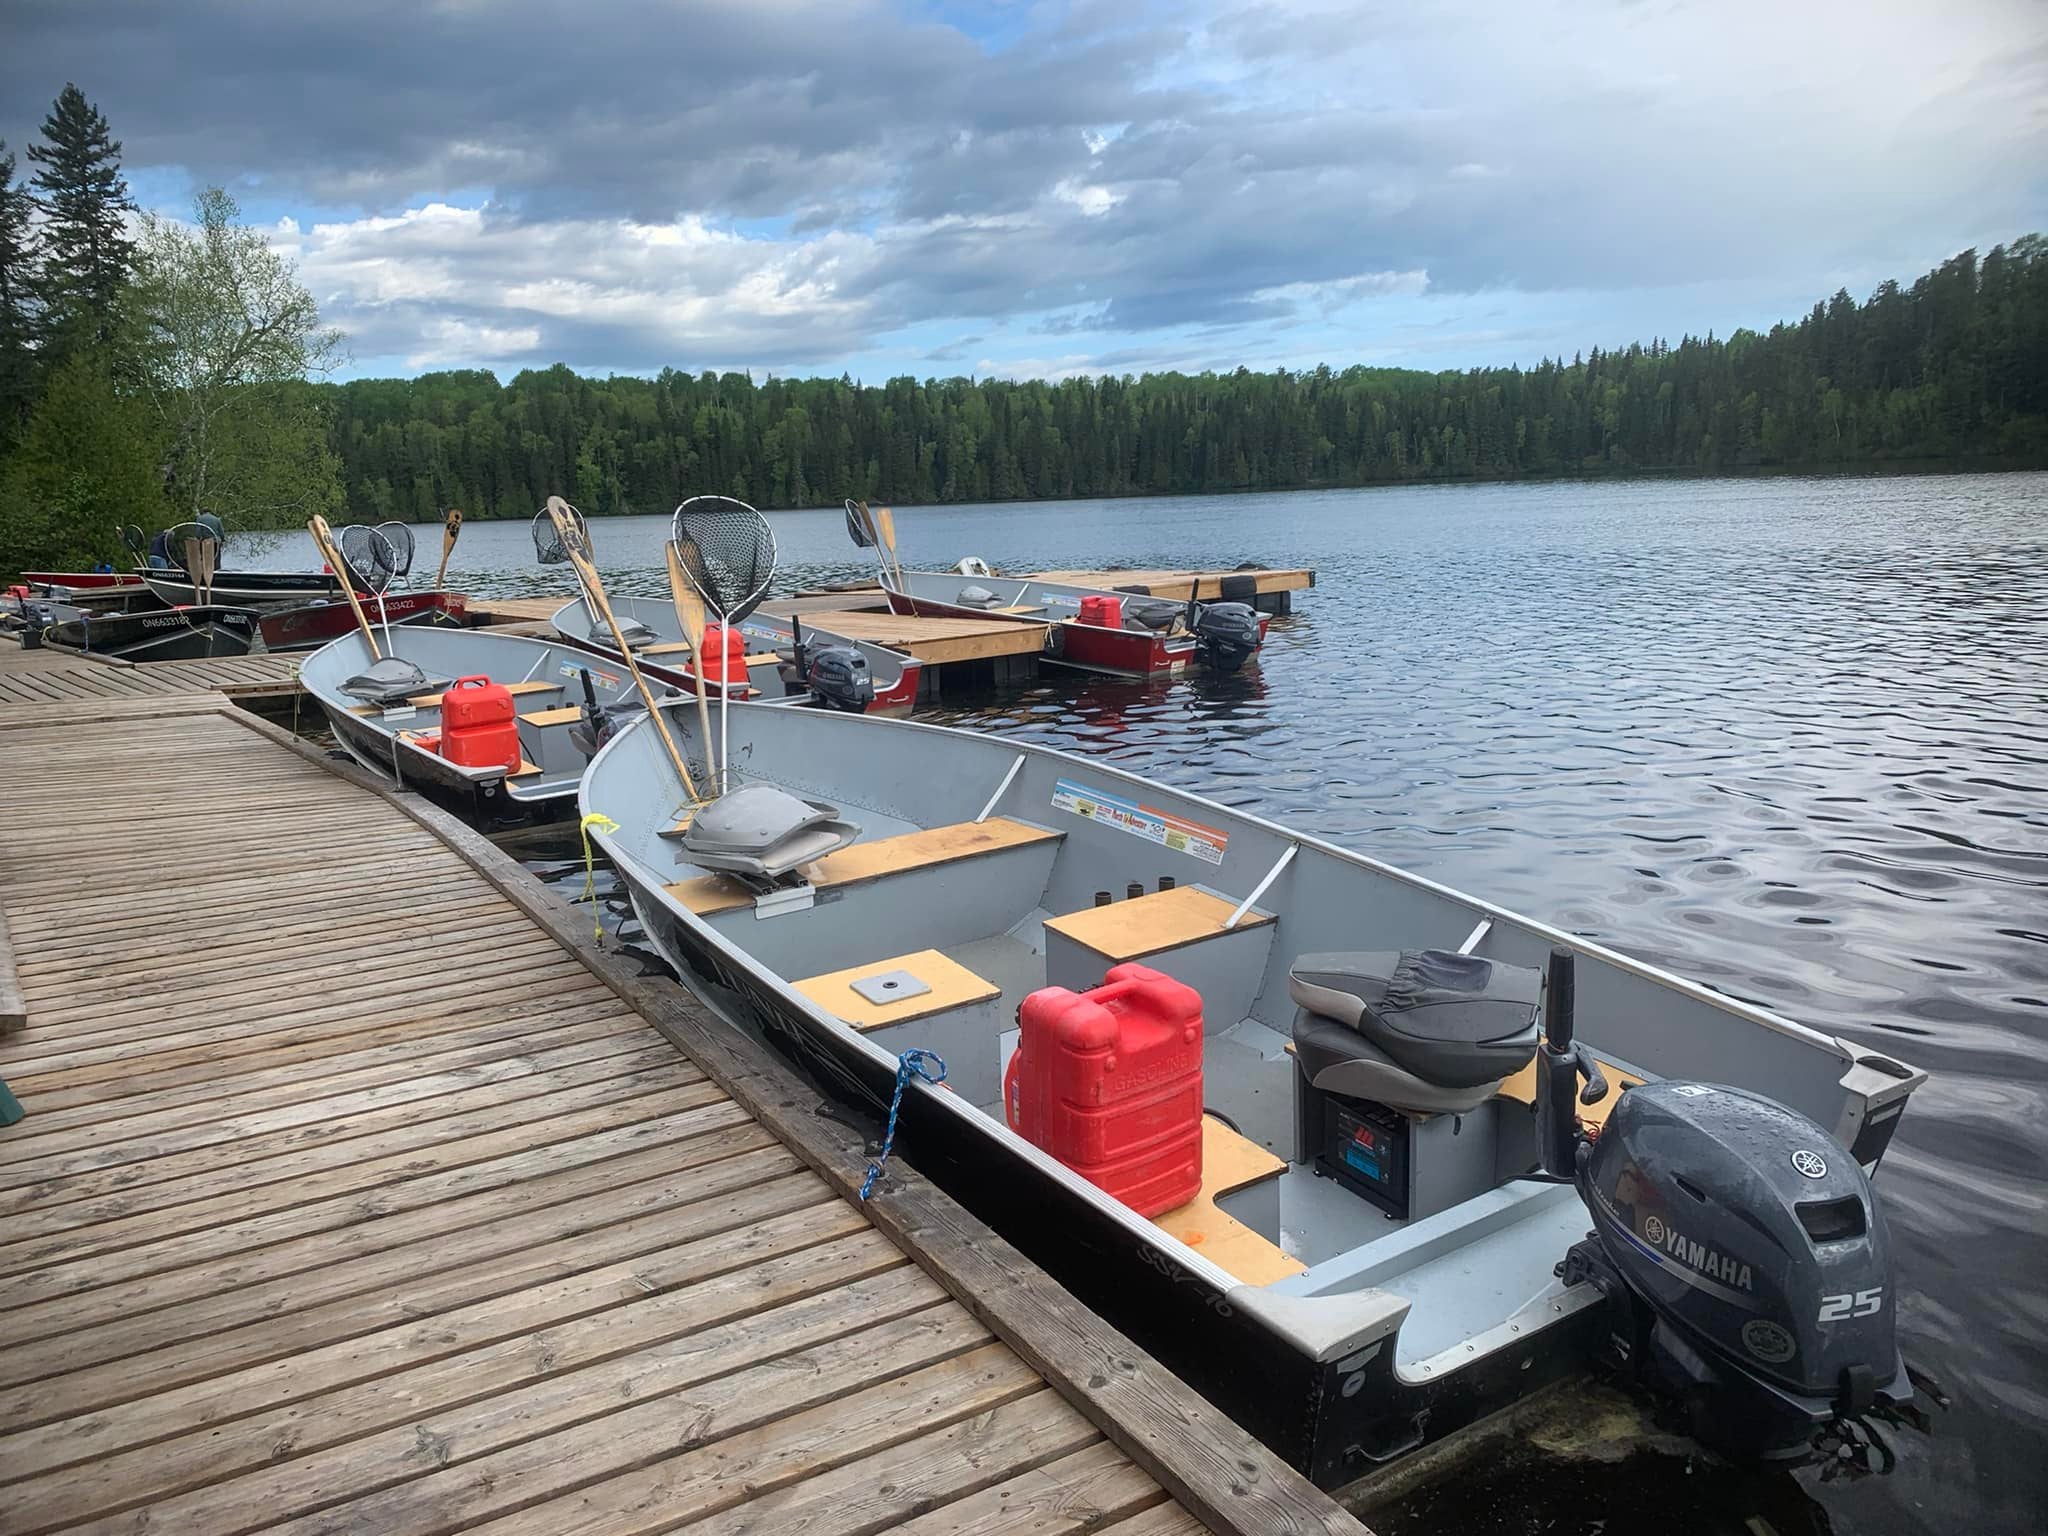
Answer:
392 729 542 780
664 816 1061 917
519 705 583 728
637 640 785 667
1044 885 1272 963
792 948 1000 1031
1152 1116 1305 1287
349 679 562 715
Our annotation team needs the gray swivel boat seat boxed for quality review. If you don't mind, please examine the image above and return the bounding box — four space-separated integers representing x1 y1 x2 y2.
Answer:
1290 949 1542 1115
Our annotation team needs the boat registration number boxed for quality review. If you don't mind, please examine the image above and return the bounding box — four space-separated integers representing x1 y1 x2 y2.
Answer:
1051 778 1228 865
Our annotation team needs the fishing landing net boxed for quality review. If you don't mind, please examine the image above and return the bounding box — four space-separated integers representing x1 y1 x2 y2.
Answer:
843 498 876 549
672 495 778 791
531 502 590 569
374 521 416 577
335 522 415 644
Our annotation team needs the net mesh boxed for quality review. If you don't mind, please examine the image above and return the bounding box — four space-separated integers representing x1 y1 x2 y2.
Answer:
164 521 223 576
843 498 876 549
532 502 589 566
118 525 149 565
374 521 416 576
337 524 401 594
672 496 776 621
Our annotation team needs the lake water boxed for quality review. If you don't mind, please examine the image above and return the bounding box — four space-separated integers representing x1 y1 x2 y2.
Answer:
311 472 2047 1533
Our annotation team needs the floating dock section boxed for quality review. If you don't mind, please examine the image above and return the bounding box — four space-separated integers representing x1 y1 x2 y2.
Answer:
0 634 301 707
0 690 1365 1536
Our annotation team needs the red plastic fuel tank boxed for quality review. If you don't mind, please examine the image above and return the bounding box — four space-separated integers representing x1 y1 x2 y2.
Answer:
698 624 748 683
1077 593 1123 629
437 675 520 771
1004 962 1203 1216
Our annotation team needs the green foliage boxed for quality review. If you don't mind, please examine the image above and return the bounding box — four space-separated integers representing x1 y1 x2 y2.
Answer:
133 186 346 528
0 140 40 442
0 352 164 577
322 240 2048 518
27 84 134 360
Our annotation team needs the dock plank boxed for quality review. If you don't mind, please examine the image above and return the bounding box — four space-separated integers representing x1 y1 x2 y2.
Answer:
0 696 1364 1536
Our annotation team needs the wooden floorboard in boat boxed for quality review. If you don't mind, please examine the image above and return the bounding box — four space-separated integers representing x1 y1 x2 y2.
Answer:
0 697 1355 1536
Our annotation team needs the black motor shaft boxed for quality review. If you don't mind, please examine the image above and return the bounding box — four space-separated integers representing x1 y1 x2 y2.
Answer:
1539 945 1580 1178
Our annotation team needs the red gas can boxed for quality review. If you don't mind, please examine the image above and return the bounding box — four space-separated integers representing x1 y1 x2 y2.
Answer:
1004 962 1203 1216
698 624 748 683
437 675 520 771
1077 594 1123 629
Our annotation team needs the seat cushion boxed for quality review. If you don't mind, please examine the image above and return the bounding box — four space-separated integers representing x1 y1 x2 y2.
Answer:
1291 1013 1507 1115
1289 949 1540 1089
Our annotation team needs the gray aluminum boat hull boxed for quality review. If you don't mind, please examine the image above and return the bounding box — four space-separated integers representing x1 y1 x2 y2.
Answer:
581 700 1924 1485
302 626 666 810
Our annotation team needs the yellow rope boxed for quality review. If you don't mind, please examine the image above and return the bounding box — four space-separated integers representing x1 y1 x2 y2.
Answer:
578 811 621 941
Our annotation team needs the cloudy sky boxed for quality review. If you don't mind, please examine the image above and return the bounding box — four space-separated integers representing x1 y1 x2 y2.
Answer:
4 0 2044 382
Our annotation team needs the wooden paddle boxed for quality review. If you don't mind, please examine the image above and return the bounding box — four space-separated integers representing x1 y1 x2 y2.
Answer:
307 515 381 659
666 539 721 791
546 497 701 804
873 503 904 590
183 533 216 607
434 506 463 589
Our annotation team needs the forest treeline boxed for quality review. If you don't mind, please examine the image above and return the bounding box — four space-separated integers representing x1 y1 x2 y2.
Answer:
2 77 2044 574
328 238 2048 521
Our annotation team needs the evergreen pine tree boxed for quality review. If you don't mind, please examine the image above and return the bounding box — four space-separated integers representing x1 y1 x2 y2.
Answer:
0 140 41 439
28 83 136 355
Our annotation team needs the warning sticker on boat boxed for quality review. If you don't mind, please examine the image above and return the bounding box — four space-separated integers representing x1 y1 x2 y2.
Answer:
1051 778 1228 864
560 662 620 691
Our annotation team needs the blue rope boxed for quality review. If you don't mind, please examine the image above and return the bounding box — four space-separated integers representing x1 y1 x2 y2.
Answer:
859 1048 947 1200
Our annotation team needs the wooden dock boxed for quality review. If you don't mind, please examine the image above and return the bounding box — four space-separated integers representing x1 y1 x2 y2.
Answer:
0 695 1363 1536
466 594 569 629
477 591 1048 671
0 635 301 706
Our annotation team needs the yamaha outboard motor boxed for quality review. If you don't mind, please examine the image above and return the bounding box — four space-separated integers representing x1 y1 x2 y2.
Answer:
1192 600 1262 672
1540 950 1910 1462
806 644 874 713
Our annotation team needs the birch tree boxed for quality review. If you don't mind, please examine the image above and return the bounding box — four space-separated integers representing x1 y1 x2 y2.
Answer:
134 186 346 526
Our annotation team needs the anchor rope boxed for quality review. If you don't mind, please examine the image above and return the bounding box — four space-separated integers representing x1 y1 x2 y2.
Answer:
578 811 620 941
859 1048 947 1200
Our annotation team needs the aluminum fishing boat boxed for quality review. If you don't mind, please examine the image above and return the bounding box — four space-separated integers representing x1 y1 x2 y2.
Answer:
258 590 468 652
136 566 344 609
37 600 258 660
883 567 1268 677
583 699 1927 1486
302 626 651 810
550 594 922 714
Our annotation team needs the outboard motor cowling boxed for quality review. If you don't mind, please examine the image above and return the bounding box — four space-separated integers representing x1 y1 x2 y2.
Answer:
1192 600 1261 672
1564 1081 1909 1460
806 644 875 713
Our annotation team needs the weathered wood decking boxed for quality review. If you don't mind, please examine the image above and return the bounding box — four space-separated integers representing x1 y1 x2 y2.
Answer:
0 634 301 707
0 695 1363 1536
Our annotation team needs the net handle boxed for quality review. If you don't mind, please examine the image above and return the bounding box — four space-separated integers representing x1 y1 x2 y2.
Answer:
666 540 721 792
544 497 702 804
308 515 381 660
